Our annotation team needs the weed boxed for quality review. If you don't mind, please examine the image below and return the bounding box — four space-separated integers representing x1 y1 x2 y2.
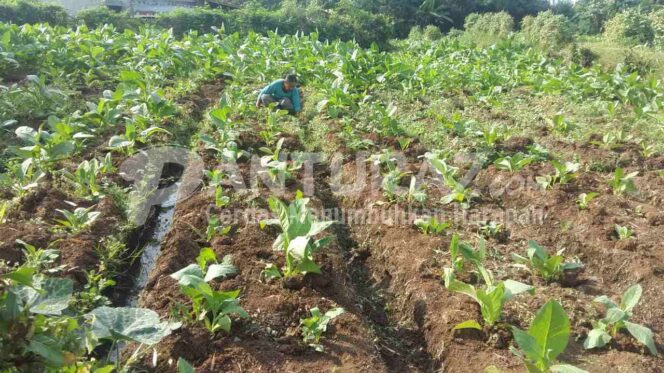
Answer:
300 307 345 352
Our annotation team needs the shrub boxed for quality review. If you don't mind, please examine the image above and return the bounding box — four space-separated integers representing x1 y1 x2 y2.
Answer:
155 7 229 37
649 9 664 49
464 12 514 39
447 27 463 38
408 26 423 40
76 7 140 31
423 25 443 40
562 44 597 67
623 48 656 76
604 9 655 46
0 0 68 26
521 10 574 51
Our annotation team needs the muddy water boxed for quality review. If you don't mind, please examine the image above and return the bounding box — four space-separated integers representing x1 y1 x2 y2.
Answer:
127 183 180 307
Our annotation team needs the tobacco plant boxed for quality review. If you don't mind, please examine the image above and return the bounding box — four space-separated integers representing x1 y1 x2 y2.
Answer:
494 153 534 172
170 248 246 334
576 192 598 210
444 268 533 329
610 168 638 196
584 284 657 355
614 224 634 240
414 216 450 235
54 207 100 234
259 138 303 182
300 307 345 352
511 300 587 373
261 192 334 280
536 161 580 189
512 241 583 282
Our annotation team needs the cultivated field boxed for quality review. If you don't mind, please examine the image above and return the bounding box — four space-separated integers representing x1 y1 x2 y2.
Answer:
0 23 663 372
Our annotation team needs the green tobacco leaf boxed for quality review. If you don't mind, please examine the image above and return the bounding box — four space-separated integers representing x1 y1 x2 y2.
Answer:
453 320 482 331
528 300 570 362
583 328 611 350
620 284 642 313
204 257 237 282
171 264 205 286
511 327 542 364
178 357 196 373
503 280 534 301
87 307 180 346
477 284 504 326
593 295 617 309
624 321 658 355
443 269 478 302
196 247 217 270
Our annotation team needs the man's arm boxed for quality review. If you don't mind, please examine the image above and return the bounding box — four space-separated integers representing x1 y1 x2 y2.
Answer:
256 82 274 107
291 88 301 113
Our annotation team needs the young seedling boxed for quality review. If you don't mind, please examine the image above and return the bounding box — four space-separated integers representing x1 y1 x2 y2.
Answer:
639 142 656 158
260 191 334 280
63 158 106 197
447 235 492 283
444 268 533 330
206 216 231 241
610 168 638 196
549 113 575 133
614 225 634 240
398 137 413 151
54 207 100 234
170 248 246 334
414 216 450 235
576 192 598 210
511 300 587 373
512 241 583 282
204 169 230 208
536 161 580 189
259 138 303 182
478 221 504 239
494 153 534 172
300 307 345 352
406 176 427 203
381 169 407 202
441 175 478 208
584 284 657 355
3 158 45 197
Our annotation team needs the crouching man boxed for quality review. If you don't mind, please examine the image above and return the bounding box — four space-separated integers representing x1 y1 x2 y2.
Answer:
256 74 301 115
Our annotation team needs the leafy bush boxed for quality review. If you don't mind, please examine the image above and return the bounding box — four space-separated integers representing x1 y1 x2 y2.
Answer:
0 0 68 26
156 7 229 37
75 7 140 31
464 12 514 39
423 25 443 40
155 3 393 47
565 44 598 67
521 10 574 51
649 9 664 49
604 9 655 46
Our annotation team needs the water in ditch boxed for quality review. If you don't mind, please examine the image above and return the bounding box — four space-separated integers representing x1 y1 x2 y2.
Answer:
126 182 180 307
